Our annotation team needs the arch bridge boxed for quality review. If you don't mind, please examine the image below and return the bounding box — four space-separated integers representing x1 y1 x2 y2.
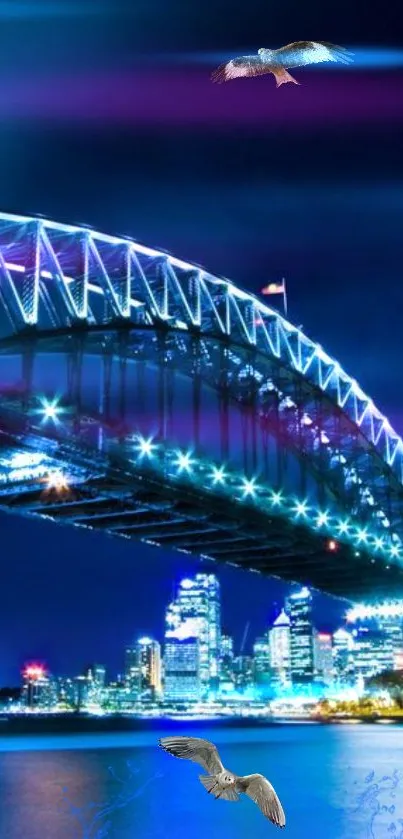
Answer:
0 212 402 601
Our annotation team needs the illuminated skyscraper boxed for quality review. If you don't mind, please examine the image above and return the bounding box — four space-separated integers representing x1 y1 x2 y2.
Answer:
313 632 333 685
83 663 107 706
269 609 291 687
164 636 201 702
136 638 162 699
22 664 57 709
346 602 403 670
287 588 314 685
220 634 234 659
352 627 394 679
74 675 91 710
124 639 161 700
57 677 76 710
219 633 235 688
253 636 271 687
85 664 106 687
233 655 254 691
124 644 141 693
165 573 221 696
332 628 355 683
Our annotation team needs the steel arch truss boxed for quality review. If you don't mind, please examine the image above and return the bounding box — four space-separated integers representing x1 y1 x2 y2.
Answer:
0 212 403 596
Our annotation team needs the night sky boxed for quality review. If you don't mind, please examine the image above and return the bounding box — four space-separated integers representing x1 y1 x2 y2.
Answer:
0 0 402 685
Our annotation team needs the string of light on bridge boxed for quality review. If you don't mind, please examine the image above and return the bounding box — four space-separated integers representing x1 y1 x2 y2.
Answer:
346 602 403 621
127 433 402 568
31 395 402 566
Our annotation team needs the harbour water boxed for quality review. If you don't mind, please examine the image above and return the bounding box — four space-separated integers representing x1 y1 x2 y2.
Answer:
0 722 401 839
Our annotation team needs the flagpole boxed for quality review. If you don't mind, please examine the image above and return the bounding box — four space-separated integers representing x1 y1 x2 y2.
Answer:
282 278 288 318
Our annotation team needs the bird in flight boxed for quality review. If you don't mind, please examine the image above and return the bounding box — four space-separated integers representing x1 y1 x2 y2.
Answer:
212 41 353 88
159 735 285 828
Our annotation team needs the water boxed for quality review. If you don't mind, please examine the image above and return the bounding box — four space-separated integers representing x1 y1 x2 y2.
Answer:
0 723 402 839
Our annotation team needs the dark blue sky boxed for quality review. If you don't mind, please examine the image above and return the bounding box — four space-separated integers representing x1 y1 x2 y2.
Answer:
0 0 402 684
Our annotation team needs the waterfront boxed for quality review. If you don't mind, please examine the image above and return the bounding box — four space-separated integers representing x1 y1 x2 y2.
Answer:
0 723 401 839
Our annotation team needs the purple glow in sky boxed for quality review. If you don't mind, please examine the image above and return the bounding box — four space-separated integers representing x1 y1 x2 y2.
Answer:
0 69 402 128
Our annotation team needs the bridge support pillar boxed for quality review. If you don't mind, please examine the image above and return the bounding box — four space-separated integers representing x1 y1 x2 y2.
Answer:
157 330 168 442
21 337 35 419
192 336 201 450
241 405 249 474
315 397 326 507
118 333 128 437
296 383 307 497
219 343 230 462
274 390 283 490
67 337 84 435
249 353 258 475
135 358 146 435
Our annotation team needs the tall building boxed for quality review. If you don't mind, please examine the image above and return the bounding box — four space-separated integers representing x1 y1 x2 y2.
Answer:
220 634 234 659
253 636 271 687
124 639 161 700
346 603 403 671
137 638 161 699
287 588 314 685
376 614 403 669
57 677 76 709
219 634 235 688
332 628 355 683
165 574 221 697
164 636 201 703
124 644 141 694
313 632 333 685
83 663 107 706
233 655 254 691
85 664 106 687
269 609 291 687
22 664 57 709
352 627 394 679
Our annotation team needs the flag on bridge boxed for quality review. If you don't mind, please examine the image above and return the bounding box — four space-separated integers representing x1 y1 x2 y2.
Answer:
261 278 288 317
261 281 285 295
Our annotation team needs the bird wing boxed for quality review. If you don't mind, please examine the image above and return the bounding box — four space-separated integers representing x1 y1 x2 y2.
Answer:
239 774 285 828
274 41 353 68
159 736 224 775
212 55 272 83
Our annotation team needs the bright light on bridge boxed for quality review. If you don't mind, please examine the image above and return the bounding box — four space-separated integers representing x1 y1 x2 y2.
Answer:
316 512 329 527
337 521 350 535
175 451 194 473
327 539 338 552
40 397 62 423
46 471 69 491
346 601 403 621
357 528 368 544
294 500 309 518
242 477 258 498
135 436 157 458
211 466 226 484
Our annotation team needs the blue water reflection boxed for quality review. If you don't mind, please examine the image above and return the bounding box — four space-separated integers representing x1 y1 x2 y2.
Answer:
0 724 402 838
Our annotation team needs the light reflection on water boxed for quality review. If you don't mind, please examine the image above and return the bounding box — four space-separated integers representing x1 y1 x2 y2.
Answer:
0 724 402 838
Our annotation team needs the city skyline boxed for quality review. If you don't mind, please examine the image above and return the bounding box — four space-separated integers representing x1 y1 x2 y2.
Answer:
7 573 403 700
1 555 348 686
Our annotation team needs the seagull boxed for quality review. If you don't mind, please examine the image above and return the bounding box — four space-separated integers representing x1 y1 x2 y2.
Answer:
212 41 353 88
159 735 285 828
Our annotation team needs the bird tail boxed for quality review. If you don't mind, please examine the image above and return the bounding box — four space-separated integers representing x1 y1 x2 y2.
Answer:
272 67 300 87
199 775 239 801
